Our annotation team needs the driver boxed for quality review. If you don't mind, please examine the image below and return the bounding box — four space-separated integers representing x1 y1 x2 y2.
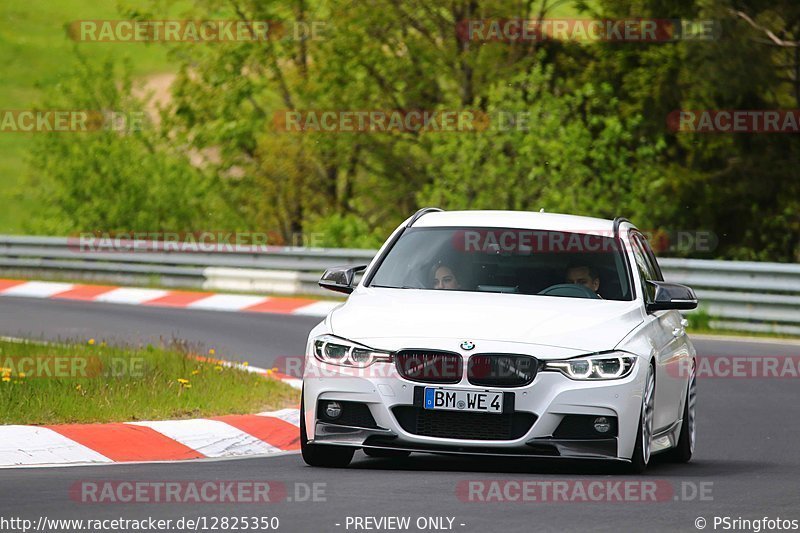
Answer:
432 262 462 290
565 263 602 297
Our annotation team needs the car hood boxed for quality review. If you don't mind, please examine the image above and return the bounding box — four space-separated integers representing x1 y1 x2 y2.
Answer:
329 288 643 353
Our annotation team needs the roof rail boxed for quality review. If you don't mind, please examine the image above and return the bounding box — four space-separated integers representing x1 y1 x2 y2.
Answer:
406 207 443 228
612 217 632 239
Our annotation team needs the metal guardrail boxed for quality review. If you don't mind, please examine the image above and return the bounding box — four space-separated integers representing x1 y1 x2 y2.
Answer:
0 235 797 335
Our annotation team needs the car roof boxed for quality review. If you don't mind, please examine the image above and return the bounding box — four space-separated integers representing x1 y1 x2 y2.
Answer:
411 210 629 235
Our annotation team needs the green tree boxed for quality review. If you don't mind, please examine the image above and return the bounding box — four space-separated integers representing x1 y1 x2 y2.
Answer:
27 54 226 234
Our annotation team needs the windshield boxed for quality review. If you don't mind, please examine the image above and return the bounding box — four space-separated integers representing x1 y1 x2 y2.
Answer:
368 227 633 301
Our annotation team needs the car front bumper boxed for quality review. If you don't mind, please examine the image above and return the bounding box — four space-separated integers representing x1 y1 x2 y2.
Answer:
303 354 647 461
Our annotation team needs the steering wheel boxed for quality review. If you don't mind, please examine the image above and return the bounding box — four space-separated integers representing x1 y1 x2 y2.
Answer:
537 283 600 299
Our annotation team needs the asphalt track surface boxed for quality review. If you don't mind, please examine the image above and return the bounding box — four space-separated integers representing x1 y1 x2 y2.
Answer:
1 296 799 533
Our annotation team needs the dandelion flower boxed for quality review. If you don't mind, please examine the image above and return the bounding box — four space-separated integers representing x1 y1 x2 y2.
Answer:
18 372 26 378
208 348 216 355
214 365 223 371
1 376 10 383
242 362 249 367
191 369 200 376
88 338 96 346
177 378 189 384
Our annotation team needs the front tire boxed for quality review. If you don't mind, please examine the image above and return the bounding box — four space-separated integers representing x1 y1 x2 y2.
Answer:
627 363 655 474
664 362 696 463
300 393 355 468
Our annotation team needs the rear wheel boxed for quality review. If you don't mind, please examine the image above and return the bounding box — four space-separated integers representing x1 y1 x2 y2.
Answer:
363 448 411 458
664 362 696 463
300 393 355 468
627 363 655 474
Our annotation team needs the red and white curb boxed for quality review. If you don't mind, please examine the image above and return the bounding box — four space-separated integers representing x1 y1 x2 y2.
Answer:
0 408 301 468
0 279 339 317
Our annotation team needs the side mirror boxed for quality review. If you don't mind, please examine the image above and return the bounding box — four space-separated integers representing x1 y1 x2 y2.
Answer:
645 281 698 312
319 265 367 295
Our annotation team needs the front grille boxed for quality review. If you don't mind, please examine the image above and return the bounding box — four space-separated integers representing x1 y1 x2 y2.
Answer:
392 406 536 441
467 354 538 387
395 350 463 384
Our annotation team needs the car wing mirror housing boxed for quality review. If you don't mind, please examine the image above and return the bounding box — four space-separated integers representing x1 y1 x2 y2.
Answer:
319 265 367 294
646 281 698 312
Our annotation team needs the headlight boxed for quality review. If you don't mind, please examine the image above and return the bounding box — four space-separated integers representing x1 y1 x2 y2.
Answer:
543 352 637 380
312 335 393 368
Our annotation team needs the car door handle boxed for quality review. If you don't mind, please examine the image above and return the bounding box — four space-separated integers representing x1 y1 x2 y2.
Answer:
680 318 689 328
672 327 685 337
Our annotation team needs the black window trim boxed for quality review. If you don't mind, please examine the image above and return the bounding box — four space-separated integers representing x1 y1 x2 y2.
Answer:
362 207 442 287
631 231 664 281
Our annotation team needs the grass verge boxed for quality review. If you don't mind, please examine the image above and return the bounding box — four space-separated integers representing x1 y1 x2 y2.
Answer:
0 338 299 425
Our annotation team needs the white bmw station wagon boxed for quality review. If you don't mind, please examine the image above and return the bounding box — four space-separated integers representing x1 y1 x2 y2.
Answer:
301 209 698 472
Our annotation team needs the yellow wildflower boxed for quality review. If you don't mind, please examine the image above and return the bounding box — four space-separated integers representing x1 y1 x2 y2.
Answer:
208 348 216 355
1 376 10 383
177 378 189 384
214 365 223 371
88 338 96 345
191 369 200 376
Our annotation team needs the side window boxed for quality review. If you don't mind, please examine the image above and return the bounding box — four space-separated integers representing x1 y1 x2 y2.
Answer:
633 233 664 281
630 234 656 303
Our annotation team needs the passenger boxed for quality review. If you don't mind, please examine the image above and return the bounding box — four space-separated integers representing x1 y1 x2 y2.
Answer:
565 263 601 296
432 263 462 290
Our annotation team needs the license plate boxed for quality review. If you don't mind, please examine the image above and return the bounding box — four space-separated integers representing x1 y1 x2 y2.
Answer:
424 388 504 414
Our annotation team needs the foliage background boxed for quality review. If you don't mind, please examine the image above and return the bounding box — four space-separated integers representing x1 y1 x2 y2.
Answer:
9 0 800 260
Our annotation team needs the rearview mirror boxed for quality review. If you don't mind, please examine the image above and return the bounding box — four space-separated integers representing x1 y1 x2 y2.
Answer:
319 265 367 294
645 281 698 312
